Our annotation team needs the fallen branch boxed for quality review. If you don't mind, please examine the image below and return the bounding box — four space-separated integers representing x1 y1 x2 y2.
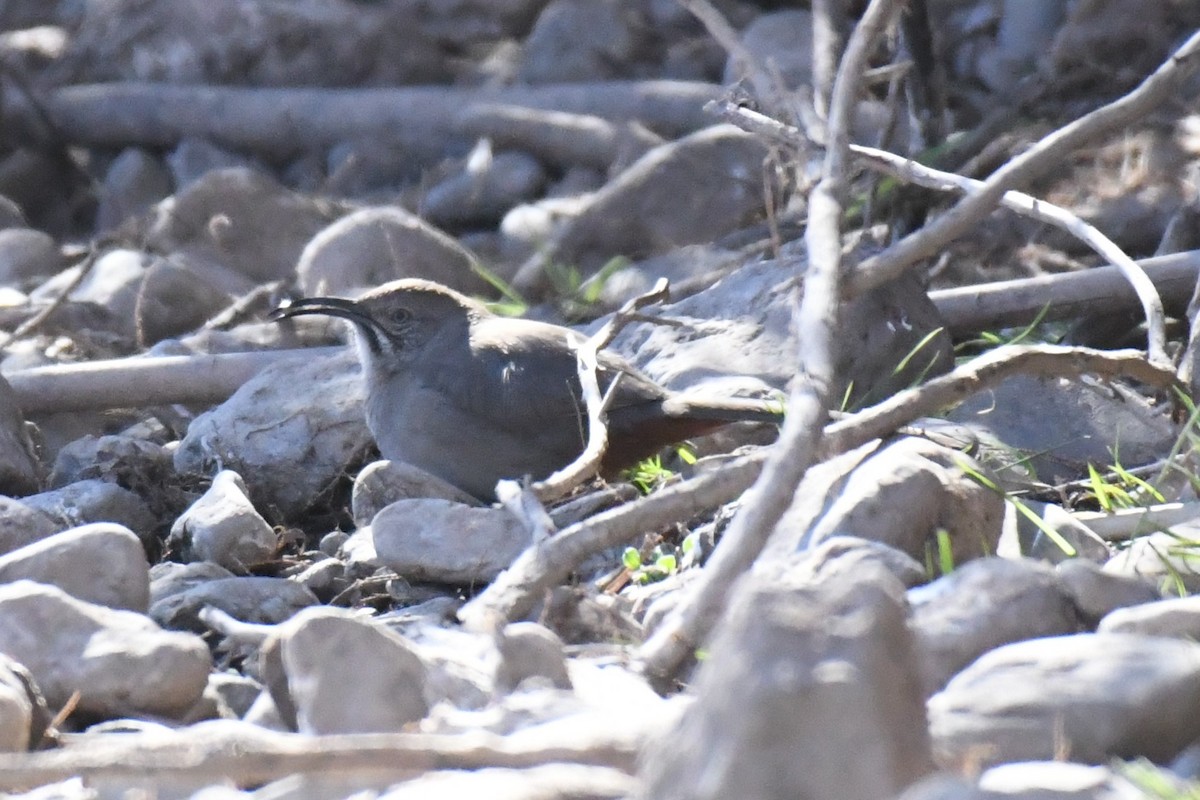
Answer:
2 81 723 158
0 721 640 792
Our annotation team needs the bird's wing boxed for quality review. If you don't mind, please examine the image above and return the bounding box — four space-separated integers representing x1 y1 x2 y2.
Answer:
421 316 666 439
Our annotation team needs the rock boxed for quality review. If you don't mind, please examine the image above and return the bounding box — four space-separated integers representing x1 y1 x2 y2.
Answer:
769 536 928 589
908 558 1079 696
494 622 572 694
640 551 933 800
151 576 318 632
948 374 1178 488
149 561 237 607
374 764 635 800
0 498 59 557
928 633 1200 767
0 195 26 230
0 374 40 497
1098 596 1200 638
0 149 81 235
517 126 771 285
1005 499 1111 563
167 138 261 189
1055 558 1159 626
0 581 210 718
724 10 814 90
351 460 481 527
0 228 62 284
0 654 47 752
424 150 547 230
798 438 1004 567
59 0 448 86
173 350 372 518
22 479 158 551
265 607 430 734
205 671 263 720
168 471 277 572
295 206 486 297
979 761 1147 799
96 148 173 231
143 168 345 283
288 557 346 602
517 0 646 84
1103 530 1200 594
371 500 532 584
0 522 149 611
48 434 170 489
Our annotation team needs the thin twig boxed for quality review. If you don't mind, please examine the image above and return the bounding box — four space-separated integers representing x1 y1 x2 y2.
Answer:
845 29 1200 297
637 0 904 685
0 244 104 352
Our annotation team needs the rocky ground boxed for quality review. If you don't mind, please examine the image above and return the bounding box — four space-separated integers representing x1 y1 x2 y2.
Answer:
0 0 1198 798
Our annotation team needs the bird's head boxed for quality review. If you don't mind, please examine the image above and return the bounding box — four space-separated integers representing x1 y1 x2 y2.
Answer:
270 279 485 367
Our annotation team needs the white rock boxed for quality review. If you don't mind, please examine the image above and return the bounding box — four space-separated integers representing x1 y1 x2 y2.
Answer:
0 522 149 611
0 581 210 717
169 471 276 572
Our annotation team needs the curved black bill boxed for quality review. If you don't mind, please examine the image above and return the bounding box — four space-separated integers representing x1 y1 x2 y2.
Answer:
270 296 383 352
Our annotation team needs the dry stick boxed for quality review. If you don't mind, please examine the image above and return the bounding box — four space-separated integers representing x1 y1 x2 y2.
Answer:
678 0 781 115
810 0 844 126
638 0 904 684
0 245 103 351
529 280 671 504
849 142 1169 364
0 724 639 792
845 28 1200 298
3 81 722 155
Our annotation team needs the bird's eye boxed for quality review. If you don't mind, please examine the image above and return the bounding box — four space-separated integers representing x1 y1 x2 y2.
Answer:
387 307 413 326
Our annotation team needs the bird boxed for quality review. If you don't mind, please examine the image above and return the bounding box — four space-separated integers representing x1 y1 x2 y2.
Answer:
271 279 782 500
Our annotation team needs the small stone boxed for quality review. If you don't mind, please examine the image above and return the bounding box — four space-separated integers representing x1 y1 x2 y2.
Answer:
1104 530 1200 594
0 374 40 497
494 622 571 694
0 654 47 752
1055 558 1159 626
267 607 430 734
1098 596 1200 639
169 471 277 572
167 138 261 189
49 434 170 489
0 581 210 718
929 633 1200 767
22 479 157 551
149 561 237 606
908 557 1079 696
96 148 173 231
289 558 346 602
352 460 481 528
371 499 531 584
0 228 62 284
151 576 318 632
423 151 546 229
0 522 149 611
0 498 60 557
295 206 486 297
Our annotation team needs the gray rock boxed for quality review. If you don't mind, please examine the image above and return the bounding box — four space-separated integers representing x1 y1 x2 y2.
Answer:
724 10 814 91
0 581 210 718
22 479 157 549
0 374 40 497
149 561 237 606
167 138 260 189
948 374 1178 488
173 350 372 518
168 471 277 572
0 195 26 230
0 228 62 284
1098 596 1200 639
151 576 318 632
268 607 430 734
929 633 1200 767
288 557 346 602
1055 559 1159 626
517 0 643 84
371 500 532 584
48 434 170 489
799 438 1004 566
1005 500 1111 564
205 671 263 720
909 558 1079 696
352 460 481 528
143 168 345 283
494 622 572 694
424 150 546 229
0 498 59 557
1103 530 1200 594
96 148 173 231
518 125 771 283
0 522 149 612
295 206 486 297
771 535 928 589
640 552 933 800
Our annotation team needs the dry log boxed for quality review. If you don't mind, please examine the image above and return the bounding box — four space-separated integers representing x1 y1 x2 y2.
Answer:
2 81 723 159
